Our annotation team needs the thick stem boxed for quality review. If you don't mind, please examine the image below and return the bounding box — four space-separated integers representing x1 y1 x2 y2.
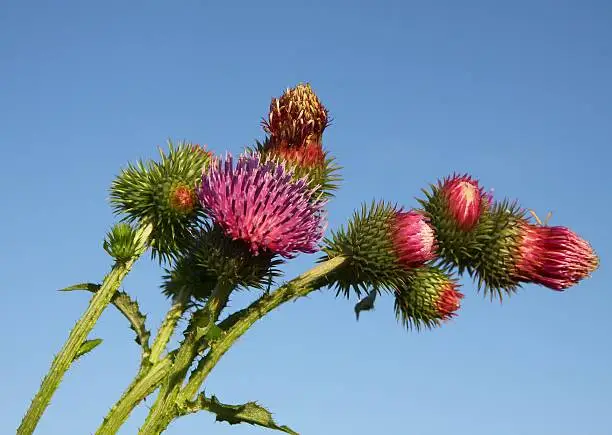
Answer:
179 256 346 403
138 282 234 435
17 223 153 435
95 356 172 435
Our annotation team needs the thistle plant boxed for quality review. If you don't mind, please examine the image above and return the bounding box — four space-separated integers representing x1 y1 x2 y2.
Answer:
18 83 600 435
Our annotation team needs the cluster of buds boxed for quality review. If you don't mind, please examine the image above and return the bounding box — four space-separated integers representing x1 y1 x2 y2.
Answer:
109 83 599 331
418 173 599 297
116 84 335 304
325 169 599 327
323 201 464 328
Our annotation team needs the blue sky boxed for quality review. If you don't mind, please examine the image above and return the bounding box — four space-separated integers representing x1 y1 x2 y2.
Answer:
1 1 611 434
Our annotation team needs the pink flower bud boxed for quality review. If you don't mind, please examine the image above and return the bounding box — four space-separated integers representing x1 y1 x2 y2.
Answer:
441 174 484 231
515 223 599 290
435 281 464 320
391 210 438 268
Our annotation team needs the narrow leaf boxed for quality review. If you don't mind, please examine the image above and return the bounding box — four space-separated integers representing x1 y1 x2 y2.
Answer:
60 282 101 292
74 338 103 361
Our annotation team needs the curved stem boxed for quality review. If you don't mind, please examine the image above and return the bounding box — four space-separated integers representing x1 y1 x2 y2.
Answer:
17 223 153 435
95 356 172 435
179 256 347 403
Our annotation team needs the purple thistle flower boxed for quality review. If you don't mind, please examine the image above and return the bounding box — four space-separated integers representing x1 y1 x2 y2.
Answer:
197 153 327 258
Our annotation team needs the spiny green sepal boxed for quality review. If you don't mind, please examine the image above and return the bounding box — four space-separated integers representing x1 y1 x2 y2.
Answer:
103 223 139 262
163 224 283 301
465 199 526 299
394 266 461 331
109 140 212 262
321 200 406 297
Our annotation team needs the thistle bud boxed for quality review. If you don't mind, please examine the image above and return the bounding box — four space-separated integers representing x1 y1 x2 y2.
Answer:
514 224 599 290
103 223 139 263
110 141 212 262
262 83 329 147
418 174 491 275
255 83 340 198
464 201 599 298
391 211 438 268
323 202 438 297
394 266 463 330
441 174 484 231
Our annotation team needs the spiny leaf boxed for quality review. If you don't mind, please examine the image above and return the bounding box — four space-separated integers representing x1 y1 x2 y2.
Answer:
187 394 298 434
74 338 103 361
60 283 151 350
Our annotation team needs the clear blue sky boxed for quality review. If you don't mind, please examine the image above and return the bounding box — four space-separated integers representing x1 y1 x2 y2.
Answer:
1 1 611 434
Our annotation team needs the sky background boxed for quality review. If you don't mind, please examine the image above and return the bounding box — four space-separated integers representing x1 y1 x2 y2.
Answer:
1 1 611 434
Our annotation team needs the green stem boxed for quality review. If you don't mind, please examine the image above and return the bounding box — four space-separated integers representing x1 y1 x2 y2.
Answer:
148 289 189 365
17 223 152 435
179 256 347 403
95 356 172 435
94 287 185 435
138 281 234 435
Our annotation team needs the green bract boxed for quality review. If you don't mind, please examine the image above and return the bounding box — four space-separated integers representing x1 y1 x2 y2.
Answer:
163 224 284 302
420 181 528 299
393 266 459 331
321 200 406 297
465 200 527 299
109 141 212 262
103 223 139 263
418 180 486 273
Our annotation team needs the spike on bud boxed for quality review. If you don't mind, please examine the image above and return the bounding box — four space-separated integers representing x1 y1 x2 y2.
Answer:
169 184 196 214
197 153 327 259
484 188 495 206
515 223 599 290
391 210 438 268
191 144 214 159
441 174 484 231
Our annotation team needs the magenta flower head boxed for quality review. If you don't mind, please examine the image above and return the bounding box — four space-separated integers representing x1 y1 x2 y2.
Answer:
515 223 599 290
441 174 485 231
391 210 438 268
197 153 327 258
